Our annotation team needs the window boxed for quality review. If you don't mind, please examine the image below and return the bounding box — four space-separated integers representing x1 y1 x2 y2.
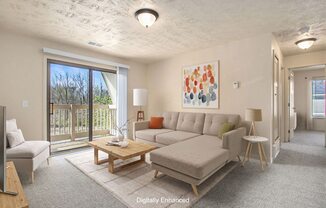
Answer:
312 79 326 118
47 60 118 152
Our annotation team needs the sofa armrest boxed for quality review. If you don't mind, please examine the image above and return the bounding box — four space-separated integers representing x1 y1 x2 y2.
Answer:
133 121 150 140
222 127 246 160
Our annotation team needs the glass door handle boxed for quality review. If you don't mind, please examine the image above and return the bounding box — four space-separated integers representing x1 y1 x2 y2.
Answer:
50 103 54 115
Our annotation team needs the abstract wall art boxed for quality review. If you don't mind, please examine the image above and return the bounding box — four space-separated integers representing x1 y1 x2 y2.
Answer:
182 61 219 108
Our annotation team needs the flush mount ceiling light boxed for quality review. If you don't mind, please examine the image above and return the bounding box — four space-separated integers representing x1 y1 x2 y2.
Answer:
295 38 317 49
135 8 159 28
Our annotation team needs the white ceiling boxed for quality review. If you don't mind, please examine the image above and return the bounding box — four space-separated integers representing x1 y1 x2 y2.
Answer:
291 64 326 72
0 0 326 63
274 22 326 56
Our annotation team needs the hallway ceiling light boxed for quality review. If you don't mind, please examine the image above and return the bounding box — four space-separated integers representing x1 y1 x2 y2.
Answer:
295 38 317 50
135 8 159 28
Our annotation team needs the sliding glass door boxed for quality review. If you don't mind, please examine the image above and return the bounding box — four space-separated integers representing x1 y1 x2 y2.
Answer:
47 60 117 153
92 70 117 139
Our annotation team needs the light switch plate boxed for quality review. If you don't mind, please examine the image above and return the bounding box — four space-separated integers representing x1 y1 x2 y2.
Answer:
22 100 29 108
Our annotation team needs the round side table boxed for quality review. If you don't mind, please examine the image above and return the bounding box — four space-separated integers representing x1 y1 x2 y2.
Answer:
242 136 268 170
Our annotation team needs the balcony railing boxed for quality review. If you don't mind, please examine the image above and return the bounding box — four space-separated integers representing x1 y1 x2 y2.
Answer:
50 104 117 142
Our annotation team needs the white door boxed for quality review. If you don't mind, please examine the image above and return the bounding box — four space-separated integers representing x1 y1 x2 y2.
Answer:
273 55 280 143
289 72 295 140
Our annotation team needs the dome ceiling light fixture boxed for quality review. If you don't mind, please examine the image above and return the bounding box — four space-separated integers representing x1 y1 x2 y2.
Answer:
295 38 317 50
135 8 159 28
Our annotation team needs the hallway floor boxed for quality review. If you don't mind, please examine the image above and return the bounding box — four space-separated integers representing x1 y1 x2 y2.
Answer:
292 130 325 147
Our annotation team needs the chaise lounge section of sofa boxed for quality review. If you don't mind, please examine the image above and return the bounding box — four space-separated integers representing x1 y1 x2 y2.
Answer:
133 112 246 196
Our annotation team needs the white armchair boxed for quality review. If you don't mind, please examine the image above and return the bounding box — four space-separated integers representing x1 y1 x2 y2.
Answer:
6 119 50 183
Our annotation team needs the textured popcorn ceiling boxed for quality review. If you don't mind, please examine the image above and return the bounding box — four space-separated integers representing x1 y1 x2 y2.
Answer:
274 22 326 56
0 0 326 63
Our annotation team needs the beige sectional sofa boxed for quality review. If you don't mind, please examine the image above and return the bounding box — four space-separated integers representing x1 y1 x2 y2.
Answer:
133 112 246 196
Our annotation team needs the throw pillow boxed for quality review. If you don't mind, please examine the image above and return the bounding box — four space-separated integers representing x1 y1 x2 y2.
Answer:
6 119 18 147
7 129 25 148
218 123 235 139
6 119 18 133
149 117 164 129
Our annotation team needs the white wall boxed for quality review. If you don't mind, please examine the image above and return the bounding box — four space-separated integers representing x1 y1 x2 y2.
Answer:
284 50 326 140
293 69 325 131
0 30 147 140
147 33 275 161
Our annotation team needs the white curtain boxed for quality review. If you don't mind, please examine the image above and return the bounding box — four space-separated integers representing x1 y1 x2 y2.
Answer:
101 72 117 105
306 79 313 130
117 67 128 136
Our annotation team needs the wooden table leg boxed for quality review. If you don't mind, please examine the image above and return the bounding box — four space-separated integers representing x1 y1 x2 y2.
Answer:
257 143 264 170
108 155 115 173
154 170 159 178
248 143 253 161
191 184 199 196
260 143 268 166
242 141 251 166
94 148 99 165
140 154 145 162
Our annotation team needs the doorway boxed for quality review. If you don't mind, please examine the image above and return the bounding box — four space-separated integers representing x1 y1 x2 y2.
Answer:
288 64 326 147
47 60 117 153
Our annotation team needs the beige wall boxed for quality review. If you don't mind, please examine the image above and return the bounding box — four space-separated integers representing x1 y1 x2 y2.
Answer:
283 50 326 140
285 50 326 68
293 69 325 130
147 34 275 161
0 30 147 140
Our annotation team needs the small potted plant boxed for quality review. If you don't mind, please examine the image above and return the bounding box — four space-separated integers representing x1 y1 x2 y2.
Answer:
114 119 131 142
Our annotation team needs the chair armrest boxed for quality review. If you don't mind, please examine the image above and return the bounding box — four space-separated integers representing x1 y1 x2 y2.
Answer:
133 121 150 140
222 127 246 160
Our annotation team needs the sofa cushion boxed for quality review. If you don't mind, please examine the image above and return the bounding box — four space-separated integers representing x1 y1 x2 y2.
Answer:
6 141 50 159
176 112 205 134
203 113 240 137
136 129 173 142
150 136 229 179
162 112 179 130
156 131 200 145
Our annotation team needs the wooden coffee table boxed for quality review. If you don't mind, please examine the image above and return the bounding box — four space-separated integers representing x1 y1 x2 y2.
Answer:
88 138 156 173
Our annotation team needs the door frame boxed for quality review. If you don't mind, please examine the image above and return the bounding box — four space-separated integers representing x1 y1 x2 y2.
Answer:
46 59 116 153
286 64 326 147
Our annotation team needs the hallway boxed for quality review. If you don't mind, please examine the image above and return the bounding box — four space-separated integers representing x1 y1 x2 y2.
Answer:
292 130 325 147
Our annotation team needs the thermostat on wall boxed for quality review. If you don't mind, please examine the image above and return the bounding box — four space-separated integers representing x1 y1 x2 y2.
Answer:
233 81 240 89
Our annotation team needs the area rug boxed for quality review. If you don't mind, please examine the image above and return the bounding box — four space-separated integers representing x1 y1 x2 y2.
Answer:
65 150 238 208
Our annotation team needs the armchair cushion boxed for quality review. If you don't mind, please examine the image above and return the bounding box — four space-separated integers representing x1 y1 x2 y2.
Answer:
7 129 25 148
7 141 50 159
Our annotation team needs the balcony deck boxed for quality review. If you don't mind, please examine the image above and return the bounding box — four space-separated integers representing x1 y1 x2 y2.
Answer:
50 104 116 152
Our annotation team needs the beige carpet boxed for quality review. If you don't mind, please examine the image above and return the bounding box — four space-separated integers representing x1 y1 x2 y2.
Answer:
65 150 238 208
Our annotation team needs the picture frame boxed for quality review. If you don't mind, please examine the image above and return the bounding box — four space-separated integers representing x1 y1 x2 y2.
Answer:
182 61 220 109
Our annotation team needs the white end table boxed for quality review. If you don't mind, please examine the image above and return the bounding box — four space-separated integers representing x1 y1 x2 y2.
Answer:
242 136 268 170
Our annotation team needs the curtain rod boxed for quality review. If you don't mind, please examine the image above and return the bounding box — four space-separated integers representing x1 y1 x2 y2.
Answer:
42 48 130 69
